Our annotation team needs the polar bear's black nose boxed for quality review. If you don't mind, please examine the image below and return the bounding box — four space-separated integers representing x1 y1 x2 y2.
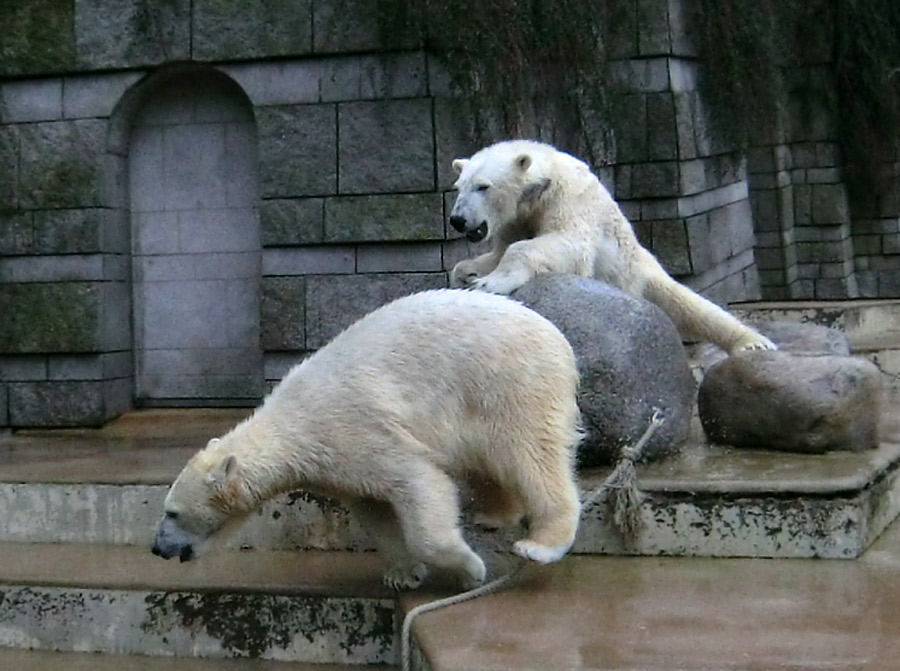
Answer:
449 216 467 233
466 222 489 242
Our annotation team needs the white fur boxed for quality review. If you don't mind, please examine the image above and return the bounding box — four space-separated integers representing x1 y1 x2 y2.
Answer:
449 140 776 355
161 290 583 589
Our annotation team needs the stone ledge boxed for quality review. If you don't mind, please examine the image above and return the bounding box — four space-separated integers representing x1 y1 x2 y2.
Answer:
3 407 899 559
0 543 394 664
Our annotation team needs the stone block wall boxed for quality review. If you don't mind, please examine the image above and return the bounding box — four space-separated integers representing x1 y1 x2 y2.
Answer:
1 0 898 426
607 0 761 305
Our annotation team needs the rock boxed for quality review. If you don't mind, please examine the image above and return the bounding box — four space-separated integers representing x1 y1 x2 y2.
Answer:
512 274 694 466
698 351 883 453
689 321 851 379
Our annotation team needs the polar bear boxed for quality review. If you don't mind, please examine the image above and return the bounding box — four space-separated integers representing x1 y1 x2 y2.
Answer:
449 140 775 355
151 289 583 590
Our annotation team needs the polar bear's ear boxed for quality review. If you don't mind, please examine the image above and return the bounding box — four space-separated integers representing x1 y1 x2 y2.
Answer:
521 178 551 203
515 154 532 172
208 455 238 484
452 158 469 175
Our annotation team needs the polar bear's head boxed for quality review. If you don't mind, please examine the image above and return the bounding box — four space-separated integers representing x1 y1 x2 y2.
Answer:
151 436 250 562
449 140 553 243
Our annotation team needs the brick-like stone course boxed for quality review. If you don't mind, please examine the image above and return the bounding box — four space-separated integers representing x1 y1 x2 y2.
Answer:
257 104 337 198
0 282 103 354
192 0 313 62
324 193 443 242
2 0 898 427
305 273 446 349
337 99 434 194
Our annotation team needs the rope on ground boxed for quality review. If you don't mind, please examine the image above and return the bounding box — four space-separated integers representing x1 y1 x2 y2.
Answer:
401 408 666 671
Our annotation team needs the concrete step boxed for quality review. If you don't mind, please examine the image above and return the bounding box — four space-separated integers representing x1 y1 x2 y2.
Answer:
3 408 900 558
0 648 384 671
0 542 395 665
403 517 900 671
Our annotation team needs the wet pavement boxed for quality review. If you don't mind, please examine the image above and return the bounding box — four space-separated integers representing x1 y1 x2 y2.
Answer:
0 408 249 484
405 517 900 670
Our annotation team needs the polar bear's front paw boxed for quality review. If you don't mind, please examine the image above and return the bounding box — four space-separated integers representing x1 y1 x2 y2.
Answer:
730 333 778 355
450 262 480 288
513 540 568 565
382 562 428 591
457 555 487 591
471 273 526 296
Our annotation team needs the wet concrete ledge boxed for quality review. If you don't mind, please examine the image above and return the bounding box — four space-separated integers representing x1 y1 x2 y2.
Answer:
403 517 900 671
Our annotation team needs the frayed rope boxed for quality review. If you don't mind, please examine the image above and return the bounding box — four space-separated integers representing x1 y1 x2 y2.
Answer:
401 408 666 671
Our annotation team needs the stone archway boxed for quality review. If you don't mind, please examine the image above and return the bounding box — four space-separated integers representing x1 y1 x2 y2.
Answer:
128 70 263 405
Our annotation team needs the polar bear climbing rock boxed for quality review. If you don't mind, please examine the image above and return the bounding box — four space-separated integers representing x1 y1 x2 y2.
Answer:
449 140 775 355
152 290 583 590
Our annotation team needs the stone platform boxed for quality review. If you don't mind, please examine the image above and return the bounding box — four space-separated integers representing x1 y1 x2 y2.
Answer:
3 407 900 559
2 402 900 669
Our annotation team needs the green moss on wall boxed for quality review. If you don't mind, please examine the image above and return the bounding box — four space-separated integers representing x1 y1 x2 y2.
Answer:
0 283 102 354
0 0 75 76
374 0 618 163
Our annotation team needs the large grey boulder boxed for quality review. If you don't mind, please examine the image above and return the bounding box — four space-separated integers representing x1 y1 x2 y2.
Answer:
698 351 883 453
512 274 694 467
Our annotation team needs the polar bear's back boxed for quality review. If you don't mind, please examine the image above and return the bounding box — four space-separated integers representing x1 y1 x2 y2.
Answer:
304 289 575 382
270 289 579 462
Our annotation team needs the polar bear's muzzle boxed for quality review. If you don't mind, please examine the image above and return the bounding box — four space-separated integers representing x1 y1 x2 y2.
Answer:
450 216 489 242
151 518 199 562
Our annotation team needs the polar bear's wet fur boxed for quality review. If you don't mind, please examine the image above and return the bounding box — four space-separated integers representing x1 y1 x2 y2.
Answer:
152 290 583 590
449 139 775 355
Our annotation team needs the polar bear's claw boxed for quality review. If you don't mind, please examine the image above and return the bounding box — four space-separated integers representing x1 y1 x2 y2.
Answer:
731 333 778 355
383 563 428 591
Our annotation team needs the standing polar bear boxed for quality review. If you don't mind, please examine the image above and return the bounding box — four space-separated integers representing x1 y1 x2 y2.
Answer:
152 290 583 590
449 140 775 355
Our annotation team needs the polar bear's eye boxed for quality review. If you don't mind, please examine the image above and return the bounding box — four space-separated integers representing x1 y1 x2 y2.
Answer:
476 184 490 192
165 510 180 520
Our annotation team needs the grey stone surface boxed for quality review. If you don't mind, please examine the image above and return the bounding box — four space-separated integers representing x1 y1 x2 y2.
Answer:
192 0 312 61
261 276 306 351
8 380 106 427
17 119 106 209
650 220 692 275
0 254 104 283
609 57 671 93
62 72 143 119
0 78 62 122
260 198 325 246
263 246 355 275
324 193 443 242
0 0 76 77
305 273 446 348
73 0 191 69
313 0 418 53
0 127 17 209
699 351 883 453
356 242 442 273
646 92 678 161
257 104 337 198
512 274 694 466
0 282 101 354
0 584 393 664
0 356 48 382
0 212 32 255
128 72 262 403
31 208 104 254
338 99 434 194
690 320 852 379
